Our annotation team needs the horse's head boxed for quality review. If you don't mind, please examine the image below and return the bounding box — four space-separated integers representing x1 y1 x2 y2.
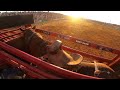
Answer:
24 29 48 57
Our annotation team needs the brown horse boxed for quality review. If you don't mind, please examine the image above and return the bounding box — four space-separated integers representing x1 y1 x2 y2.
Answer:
23 29 118 79
24 29 48 57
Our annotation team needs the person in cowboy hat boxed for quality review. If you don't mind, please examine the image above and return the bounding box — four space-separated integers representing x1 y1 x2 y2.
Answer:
46 40 83 70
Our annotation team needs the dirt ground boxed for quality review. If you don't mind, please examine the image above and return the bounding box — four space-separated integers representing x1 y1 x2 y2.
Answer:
35 19 120 63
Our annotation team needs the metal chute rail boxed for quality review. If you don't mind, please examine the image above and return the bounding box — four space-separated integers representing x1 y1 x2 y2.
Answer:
0 41 100 79
0 15 119 79
35 28 120 67
0 25 102 79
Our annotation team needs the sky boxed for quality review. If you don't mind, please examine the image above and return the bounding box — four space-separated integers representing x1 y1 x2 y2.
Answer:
51 11 120 25
1 11 120 25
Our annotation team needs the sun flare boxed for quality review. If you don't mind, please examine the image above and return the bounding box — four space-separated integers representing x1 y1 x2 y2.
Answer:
69 15 84 22
67 12 84 19
50 11 120 25
69 14 82 18
60 11 85 22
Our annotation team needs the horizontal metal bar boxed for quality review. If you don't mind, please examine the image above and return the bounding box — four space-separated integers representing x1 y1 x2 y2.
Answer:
0 32 23 40
0 28 19 34
0 50 60 79
36 29 120 55
62 45 112 63
46 40 112 63
112 55 120 61
1 34 23 42
0 41 101 79
0 59 7 66
0 57 42 79
109 58 120 67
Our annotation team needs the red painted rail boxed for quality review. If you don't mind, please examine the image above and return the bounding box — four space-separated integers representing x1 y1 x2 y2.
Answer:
62 45 111 63
36 29 120 55
0 28 24 42
0 41 101 79
35 29 120 66
0 25 119 78
0 50 61 79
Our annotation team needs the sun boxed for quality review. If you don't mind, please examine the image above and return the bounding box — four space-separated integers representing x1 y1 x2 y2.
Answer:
68 12 84 19
62 11 85 22
51 11 85 20
68 13 84 22
70 14 81 18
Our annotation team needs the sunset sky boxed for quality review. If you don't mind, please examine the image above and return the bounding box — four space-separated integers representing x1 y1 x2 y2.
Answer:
51 11 120 25
1 11 120 25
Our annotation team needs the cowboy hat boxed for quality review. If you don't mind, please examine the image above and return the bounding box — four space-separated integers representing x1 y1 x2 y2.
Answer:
47 40 83 65
67 53 83 65
47 40 62 54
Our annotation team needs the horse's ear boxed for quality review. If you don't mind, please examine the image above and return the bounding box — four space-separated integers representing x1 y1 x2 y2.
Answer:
31 28 35 32
32 26 36 29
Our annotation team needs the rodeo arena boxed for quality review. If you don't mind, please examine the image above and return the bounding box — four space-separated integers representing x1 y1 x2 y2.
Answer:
0 11 120 79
